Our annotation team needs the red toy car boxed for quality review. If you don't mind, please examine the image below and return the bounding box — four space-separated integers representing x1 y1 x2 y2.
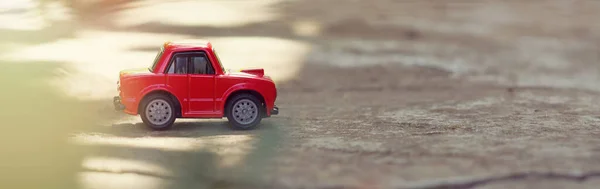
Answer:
113 40 279 130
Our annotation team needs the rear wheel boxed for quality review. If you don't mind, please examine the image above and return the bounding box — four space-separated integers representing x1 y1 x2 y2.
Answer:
226 93 263 130
140 94 176 130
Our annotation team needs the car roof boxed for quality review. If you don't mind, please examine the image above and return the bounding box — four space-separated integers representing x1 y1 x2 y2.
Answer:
163 39 212 50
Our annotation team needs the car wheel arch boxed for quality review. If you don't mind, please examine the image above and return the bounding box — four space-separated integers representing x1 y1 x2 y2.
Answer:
223 89 266 116
138 89 182 117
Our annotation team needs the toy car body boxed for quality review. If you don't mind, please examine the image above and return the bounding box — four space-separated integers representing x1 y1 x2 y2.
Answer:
113 40 278 130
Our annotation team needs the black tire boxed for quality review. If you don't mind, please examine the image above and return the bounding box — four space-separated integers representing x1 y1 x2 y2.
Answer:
139 94 176 130
225 93 263 130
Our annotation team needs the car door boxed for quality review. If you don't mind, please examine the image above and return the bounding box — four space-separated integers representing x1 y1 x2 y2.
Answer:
187 52 216 113
165 53 189 111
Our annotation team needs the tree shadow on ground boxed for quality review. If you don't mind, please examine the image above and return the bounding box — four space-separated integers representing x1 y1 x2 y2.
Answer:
79 142 271 189
89 119 281 138
77 120 284 189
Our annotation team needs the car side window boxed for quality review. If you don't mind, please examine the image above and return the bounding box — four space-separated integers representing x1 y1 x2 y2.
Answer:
167 55 188 74
190 55 214 75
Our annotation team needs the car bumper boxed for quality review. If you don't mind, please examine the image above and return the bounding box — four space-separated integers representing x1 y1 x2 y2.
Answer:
113 96 125 111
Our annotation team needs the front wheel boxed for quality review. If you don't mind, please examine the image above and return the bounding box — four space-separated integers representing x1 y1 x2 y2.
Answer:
140 94 176 130
226 94 263 130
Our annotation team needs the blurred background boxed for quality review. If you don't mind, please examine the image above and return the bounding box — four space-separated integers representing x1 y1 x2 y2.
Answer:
1 0 600 189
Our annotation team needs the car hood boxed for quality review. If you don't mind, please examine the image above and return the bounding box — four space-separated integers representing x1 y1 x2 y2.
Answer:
120 67 151 76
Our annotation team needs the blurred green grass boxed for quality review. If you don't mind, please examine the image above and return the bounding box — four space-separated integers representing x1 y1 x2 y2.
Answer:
0 61 100 189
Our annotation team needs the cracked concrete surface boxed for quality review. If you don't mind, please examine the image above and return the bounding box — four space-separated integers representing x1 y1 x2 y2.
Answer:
268 65 600 189
396 171 600 189
254 1 600 188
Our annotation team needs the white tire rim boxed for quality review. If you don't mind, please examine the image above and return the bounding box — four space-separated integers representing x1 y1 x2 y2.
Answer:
232 99 258 125
145 99 172 125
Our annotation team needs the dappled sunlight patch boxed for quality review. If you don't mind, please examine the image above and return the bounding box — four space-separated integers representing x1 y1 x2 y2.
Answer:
1 30 190 65
308 34 600 92
208 36 311 83
0 0 43 30
0 0 72 30
79 171 169 189
114 0 281 28
82 156 173 177
292 20 322 37
381 108 460 127
1 31 310 100
73 133 255 169
431 97 505 111
0 30 191 100
73 134 204 151
304 137 386 153
306 39 478 76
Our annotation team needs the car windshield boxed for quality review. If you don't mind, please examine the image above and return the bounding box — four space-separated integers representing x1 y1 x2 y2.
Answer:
213 48 226 73
149 47 165 72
